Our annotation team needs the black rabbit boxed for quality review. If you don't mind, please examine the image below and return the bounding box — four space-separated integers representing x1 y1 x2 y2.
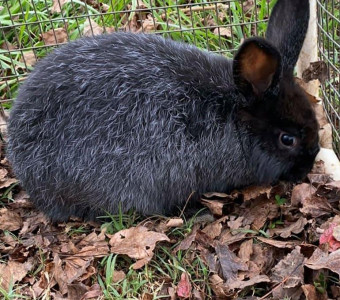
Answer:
7 0 319 221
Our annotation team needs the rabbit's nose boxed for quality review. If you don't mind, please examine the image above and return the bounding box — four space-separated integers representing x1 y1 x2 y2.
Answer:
309 145 320 157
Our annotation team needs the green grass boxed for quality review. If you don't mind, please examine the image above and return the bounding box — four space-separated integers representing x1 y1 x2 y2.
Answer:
0 281 29 300
95 215 212 299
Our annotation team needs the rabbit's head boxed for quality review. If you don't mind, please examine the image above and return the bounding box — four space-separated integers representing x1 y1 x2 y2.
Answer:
232 0 319 184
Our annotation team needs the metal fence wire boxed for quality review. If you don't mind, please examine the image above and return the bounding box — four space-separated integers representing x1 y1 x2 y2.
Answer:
0 0 339 154
317 0 340 156
0 0 274 103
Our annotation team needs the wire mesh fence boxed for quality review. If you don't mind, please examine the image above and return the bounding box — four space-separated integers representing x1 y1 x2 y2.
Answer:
0 0 274 104
317 0 340 156
0 0 339 155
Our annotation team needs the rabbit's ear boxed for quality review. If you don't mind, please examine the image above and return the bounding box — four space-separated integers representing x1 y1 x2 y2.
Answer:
266 0 309 73
233 38 281 97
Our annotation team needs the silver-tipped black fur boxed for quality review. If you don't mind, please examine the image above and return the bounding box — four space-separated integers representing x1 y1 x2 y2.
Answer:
7 0 319 221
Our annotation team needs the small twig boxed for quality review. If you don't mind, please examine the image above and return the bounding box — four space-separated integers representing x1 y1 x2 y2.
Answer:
179 191 195 218
259 262 304 299
259 276 291 300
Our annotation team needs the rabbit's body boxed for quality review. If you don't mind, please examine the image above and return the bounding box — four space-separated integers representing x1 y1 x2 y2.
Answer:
8 0 320 221
8 34 250 219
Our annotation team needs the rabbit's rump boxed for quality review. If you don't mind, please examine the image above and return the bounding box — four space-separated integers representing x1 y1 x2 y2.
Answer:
7 33 242 220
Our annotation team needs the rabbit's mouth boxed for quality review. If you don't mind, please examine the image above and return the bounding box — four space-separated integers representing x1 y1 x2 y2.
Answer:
279 171 310 183
279 157 317 183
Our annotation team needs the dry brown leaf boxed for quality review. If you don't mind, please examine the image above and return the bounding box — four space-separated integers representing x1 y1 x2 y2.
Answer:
0 234 18 252
333 225 340 242
80 283 102 300
0 178 17 189
83 19 103 36
67 283 88 300
11 190 32 208
136 0 148 8
227 216 244 230
251 244 274 274
167 286 176 300
139 14 158 33
317 181 340 204
202 222 222 240
0 259 34 290
242 0 254 12
307 173 331 185
302 284 328 300
155 217 183 233
31 276 45 298
53 255 73 294
21 51 37 67
202 247 219 272
216 243 248 283
202 192 229 198
269 217 308 238
326 181 340 189
0 42 16 51
166 217 184 228
312 159 326 173
239 185 272 201
75 244 109 258
272 286 303 300
200 198 224 216
213 27 232 37
81 0 109 12
174 224 199 252
194 229 215 250
241 197 278 230
0 208 23 231
305 248 340 276
300 194 332 218
257 236 300 249
296 77 320 105
124 14 139 33
109 226 169 269
192 289 204 300
0 168 8 180
291 183 316 206
271 246 305 288
41 28 68 45
77 230 108 256
238 239 253 262
202 216 228 240
226 275 270 290
302 61 328 84
112 270 126 283
78 265 97 282
53 253 93 295
141 293 153 300
209 274 229 298
331 285 340 298
176 272 192 299
219 227 248 245
20 212 48 236
51 0 69 13
123 0 150 33
51 231 108 295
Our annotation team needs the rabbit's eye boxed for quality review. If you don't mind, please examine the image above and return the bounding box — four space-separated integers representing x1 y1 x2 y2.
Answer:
280 133 297 148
